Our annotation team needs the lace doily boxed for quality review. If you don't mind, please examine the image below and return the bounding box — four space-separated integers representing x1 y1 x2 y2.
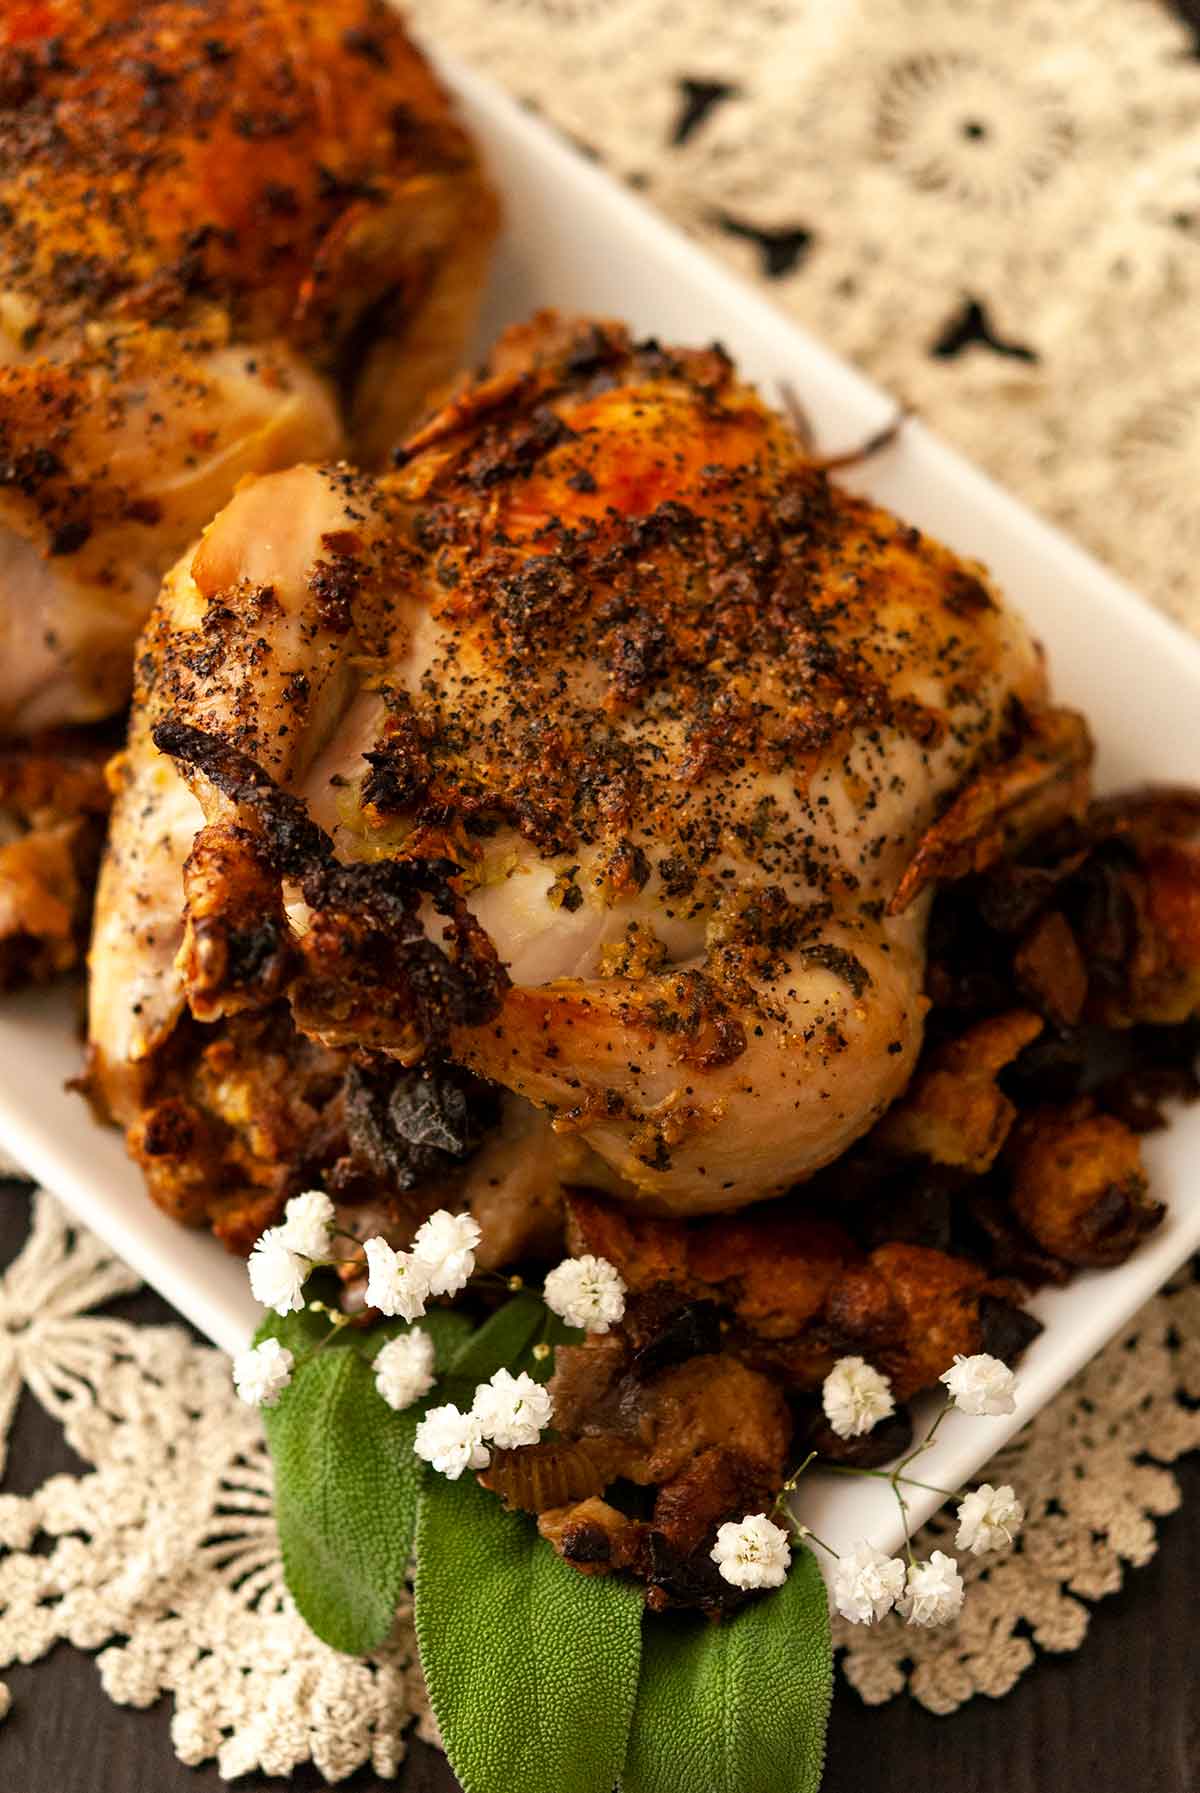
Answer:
407 0 1200 634
0 1191 437 1782
2 1187 1199 1780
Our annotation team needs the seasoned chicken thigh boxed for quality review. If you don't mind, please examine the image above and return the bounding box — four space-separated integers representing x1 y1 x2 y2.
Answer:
90 315 1060 1229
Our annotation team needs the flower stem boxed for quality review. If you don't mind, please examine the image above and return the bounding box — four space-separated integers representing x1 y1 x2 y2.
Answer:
305 1299 354 1354
884 1397 955 1566
770 1450 818 1520
896 1397 953 1480
821 1464 957 1499
891 1481 917 1569
793 1523 840 1561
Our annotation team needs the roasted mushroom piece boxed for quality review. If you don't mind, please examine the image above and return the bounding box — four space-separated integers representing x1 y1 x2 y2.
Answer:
0 732 113 987
1006 1100 1164 1268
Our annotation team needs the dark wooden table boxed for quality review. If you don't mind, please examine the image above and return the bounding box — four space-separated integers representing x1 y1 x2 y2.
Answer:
2 1182 1197 1792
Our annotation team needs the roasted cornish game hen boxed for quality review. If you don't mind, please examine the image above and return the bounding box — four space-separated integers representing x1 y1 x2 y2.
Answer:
0 0 497 980
89 312 1053 1224
85 311 1200 1605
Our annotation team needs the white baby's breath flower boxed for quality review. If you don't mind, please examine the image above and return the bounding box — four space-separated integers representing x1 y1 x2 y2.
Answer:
413 1402 491 1479
822 1355 896 1439
710 1513 792 1590
247 1228 310 1316
278 1190 335 1260
542 1254 627 1333
472 1368 554 1449
373 1329 437 1412
412 1209 482 1298
364 1236 430 1321
940 1353 1017 1417
831 1539 908 1624
955 1482 1025 1556
232 1337 294 1408
897 1550 965 1627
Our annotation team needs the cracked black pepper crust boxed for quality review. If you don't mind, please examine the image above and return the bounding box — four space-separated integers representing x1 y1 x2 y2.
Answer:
379 313 1043 910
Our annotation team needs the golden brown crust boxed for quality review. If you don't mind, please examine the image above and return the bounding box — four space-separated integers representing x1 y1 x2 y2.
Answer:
826 1243 994 1400
685 1212 856 1339
126 314 1045 1213
563 1189 692 1290
509 1216 1025 1604
889 706 1094 915
560 1189 1020 1403
116 1004 347 1238
1012 908 1088 1029
1092 844 1200 1026
636 1356 792 1484
542 1331 791 1488
564 1189 856 1343
535 1496 641 1576
649 1448 778 1560
139 313 1035 905
386 316 1041 894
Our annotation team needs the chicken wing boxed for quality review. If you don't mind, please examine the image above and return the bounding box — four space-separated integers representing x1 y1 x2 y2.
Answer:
90 313 1051 1231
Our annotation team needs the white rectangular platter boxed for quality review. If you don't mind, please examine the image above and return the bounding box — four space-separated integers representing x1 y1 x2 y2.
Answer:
3 49 1200 1564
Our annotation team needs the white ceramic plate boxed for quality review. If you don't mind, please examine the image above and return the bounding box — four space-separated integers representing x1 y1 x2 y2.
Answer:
3 53 1200 1565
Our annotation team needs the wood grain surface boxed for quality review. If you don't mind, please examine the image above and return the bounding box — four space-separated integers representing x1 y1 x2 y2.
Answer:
2 1182 1197 1793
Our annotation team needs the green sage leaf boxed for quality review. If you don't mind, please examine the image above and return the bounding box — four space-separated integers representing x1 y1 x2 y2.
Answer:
442 1289 558 1393
263 1345 413 1655
257 1304 475 1656
621 1545 833 1793
255 1298 473 1371
415 1468 644 1793
254 1297 336 1358
366 1306 475 1368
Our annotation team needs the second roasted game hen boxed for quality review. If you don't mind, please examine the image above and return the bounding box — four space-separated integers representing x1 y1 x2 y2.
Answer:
88 313 1081 1247
0 0 497 979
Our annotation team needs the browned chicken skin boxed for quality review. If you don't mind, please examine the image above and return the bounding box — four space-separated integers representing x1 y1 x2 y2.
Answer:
0 0 496 980
89 312 1056 1232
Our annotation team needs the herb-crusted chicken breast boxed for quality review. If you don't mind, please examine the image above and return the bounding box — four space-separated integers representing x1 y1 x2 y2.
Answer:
90 313 1068 1232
